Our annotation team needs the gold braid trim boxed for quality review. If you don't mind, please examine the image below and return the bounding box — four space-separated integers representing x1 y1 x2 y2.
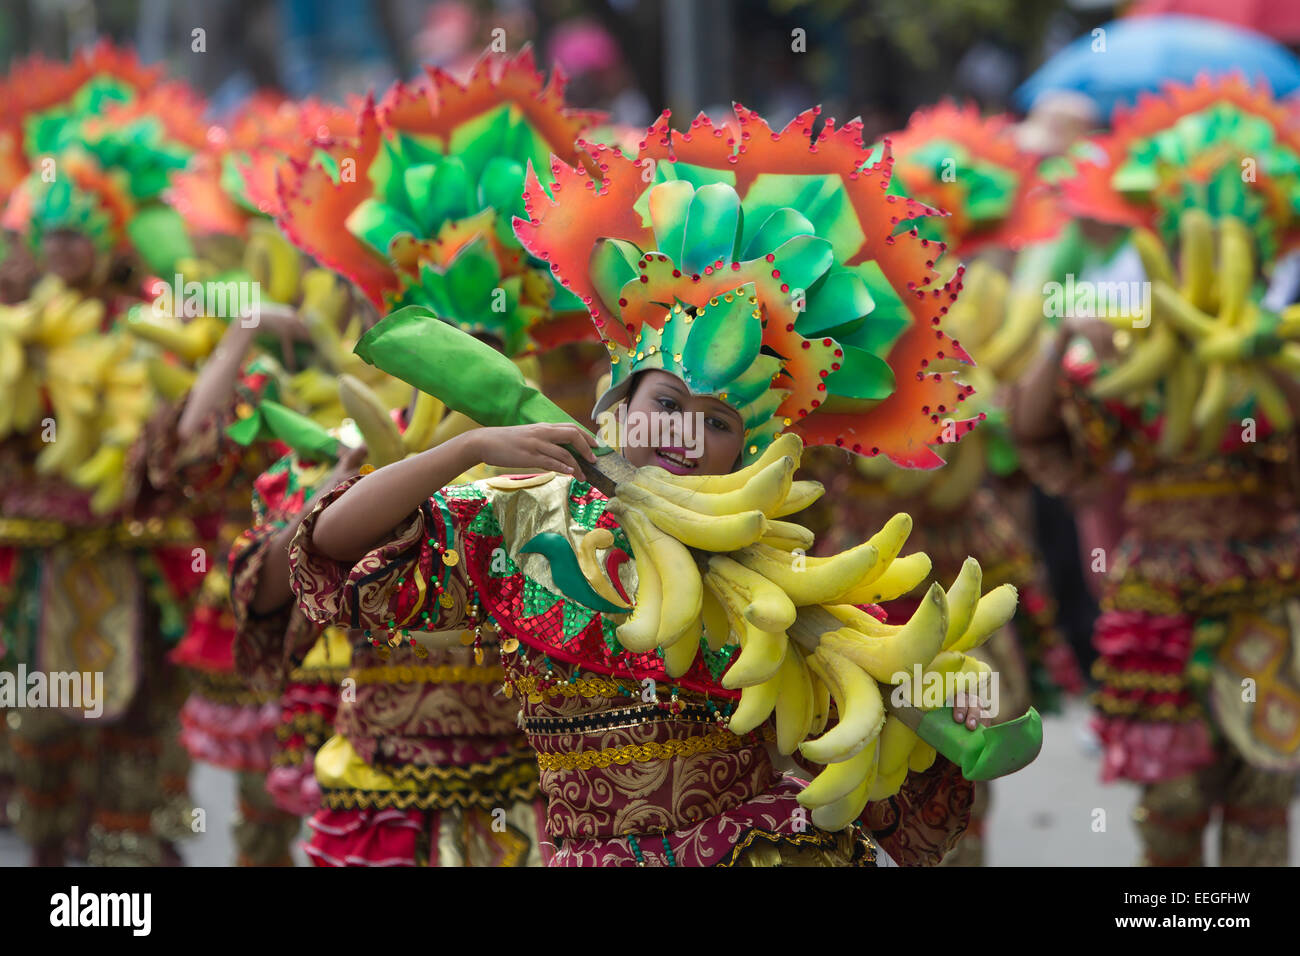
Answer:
187 671 277 707
272 747 309 767
286 666 351 686
274 713 332 762
348 664 506 686
0 515 197 551
1091 691 1202 721
276 711 332 737
506 673 636 701
321 780 540 812
536 727 769 772
1107 576 1300 619
1125 476 1258 504
379 748 537 784
1091 659 1186 692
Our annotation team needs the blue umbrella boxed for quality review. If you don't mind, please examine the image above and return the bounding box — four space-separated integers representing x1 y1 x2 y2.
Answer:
1015 14 1300 117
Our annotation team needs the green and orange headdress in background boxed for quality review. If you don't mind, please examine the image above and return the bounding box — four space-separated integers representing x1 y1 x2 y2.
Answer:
276 46 604 356
882 100 1063 260
0 41 207 258
168 92 357 237
516 105 979 467
0 41 162 200
1061 74 1300 264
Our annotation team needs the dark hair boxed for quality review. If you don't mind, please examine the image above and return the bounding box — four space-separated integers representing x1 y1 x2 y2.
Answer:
626 370 649 401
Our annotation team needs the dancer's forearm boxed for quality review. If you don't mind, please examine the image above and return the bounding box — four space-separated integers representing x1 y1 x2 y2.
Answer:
1010 326 1071 443
177 322 258 442
310 433 481 563
251 459 359 613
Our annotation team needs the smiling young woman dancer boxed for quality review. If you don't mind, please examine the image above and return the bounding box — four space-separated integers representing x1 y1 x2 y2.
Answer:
285 105 1027 866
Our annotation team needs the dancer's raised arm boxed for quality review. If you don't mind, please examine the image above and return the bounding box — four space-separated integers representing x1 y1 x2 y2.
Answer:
309 424 598 563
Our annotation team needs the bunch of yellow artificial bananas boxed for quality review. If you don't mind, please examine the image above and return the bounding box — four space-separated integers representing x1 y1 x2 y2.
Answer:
0 276 151 512
0 275 108 442
947 261 1046 383
843 260 1017 512
285 264 413 423
1091 210 1300 459
337 373 407 467
790 557 1014 828
125 310 228 367
335 373 492 472
46 333 155 513
607 433 1019 828
4 278 157 513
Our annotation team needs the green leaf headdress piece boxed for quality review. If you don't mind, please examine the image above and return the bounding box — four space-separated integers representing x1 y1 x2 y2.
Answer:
516 105 981 467
276 46 605 356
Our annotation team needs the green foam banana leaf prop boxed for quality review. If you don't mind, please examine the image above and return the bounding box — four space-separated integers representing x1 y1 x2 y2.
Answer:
127 205 195 277
910 706 1043 782
225 399 341 464
353 305 611 454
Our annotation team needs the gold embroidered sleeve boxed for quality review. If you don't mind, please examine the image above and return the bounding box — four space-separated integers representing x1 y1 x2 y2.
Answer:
289 478 474 636
860 757 974 867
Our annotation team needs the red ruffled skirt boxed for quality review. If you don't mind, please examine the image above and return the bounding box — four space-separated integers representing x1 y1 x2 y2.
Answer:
1090 609 1215 783
172 602 280 773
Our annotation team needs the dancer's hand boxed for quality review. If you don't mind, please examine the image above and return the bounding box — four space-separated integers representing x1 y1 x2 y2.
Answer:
950 689 991 730
460 424 600 479
245 303 311 371
336 441 370 477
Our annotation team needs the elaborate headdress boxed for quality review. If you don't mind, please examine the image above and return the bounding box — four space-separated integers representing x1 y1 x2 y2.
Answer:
2 150 135 252
0 42 207 255
516 106 977 467
882 100 1063 258
276 46 604 356
168 93 356 237
1061 74 1300 263
0 41 162 200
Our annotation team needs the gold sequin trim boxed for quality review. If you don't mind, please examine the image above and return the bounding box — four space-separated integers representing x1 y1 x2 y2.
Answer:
1091 692 1202 721
506 673 636 701
1091 660 1186 692
535 727 765 772
348 664 505 685
0 515 197 550
1125 476 1259 505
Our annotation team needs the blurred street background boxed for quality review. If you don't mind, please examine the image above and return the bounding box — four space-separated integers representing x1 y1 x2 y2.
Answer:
0 0 1123 141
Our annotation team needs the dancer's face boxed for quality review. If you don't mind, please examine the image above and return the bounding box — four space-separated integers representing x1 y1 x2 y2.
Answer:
42 230 96 287
620 370 746 476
